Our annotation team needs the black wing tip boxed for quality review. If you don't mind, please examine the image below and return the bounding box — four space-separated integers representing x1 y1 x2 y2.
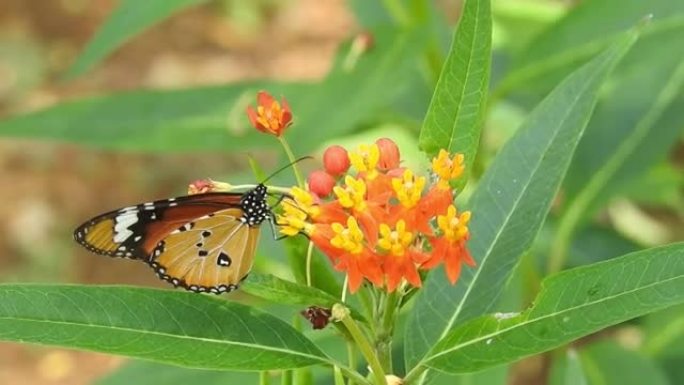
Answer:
149 262 239 295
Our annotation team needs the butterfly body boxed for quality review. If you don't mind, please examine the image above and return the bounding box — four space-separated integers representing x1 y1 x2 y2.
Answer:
74 184 273 294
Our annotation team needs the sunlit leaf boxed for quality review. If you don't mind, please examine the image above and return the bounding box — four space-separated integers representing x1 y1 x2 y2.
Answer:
242 273 363 320
498 0 684 96
423 242 684 373
0 285 329 370
418 0 491 187
403 29 637 378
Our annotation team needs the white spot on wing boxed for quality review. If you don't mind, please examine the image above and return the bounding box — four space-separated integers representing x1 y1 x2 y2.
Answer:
113 211 139 243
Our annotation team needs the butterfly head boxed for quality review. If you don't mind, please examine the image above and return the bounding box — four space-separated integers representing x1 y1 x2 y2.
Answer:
241 184 270 226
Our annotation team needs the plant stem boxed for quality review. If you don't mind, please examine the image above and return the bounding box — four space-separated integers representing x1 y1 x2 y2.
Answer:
278 136 305 188
341 275 349 302
403 365 427 385
376 290 401 372
547 207 580 274
260 371 271 385
347 342 358 385
334 305 387 385
381 0 411 26
333 366 346 385
281 370 292 385
305 240 314 286
337 364 374 385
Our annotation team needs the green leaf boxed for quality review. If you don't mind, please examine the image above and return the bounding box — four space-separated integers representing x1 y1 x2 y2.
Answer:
0 83 291 152
0 28 424 154
422 242 684 373
418 0 491 187
67 0 207 77
563 23 684 215
498 0 684 96
403 29 638 377
580 341 670 385
642 304 684 358
241 273 361 319
550 24 684 272
96 360 256 385
549 350 588 385
284 237 342 298
431 365 508 385
286 26 426 155
0 284 329 370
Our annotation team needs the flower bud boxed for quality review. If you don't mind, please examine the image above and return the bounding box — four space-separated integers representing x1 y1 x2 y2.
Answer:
246 91 292 137
308 170 336 197
188 179 213 195
323 145 350 176
300 306 332 330
376 138 400 171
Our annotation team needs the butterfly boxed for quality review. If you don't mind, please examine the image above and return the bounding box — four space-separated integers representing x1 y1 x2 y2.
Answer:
74 184 277 294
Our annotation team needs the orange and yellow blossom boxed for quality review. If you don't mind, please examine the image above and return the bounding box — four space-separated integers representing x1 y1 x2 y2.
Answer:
275 136 475 293
330 217 383 292
426 205 475 284
246 91 293 137
377 220 427 292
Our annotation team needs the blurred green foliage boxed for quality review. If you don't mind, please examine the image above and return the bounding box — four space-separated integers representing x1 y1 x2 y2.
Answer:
0 0 682 384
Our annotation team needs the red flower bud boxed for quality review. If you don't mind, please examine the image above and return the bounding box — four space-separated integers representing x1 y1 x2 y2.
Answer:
376 138 400 171
308 170 336 197
323 145 350 176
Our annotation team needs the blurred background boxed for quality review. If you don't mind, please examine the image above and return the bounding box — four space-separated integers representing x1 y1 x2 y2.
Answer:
0 1 354 383
0 0 682 384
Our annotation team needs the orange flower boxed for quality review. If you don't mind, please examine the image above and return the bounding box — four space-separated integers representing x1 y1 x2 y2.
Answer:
276 137 475 292
246 91 293 136
426 205 475 284
377 220 427 291
329 217 383 292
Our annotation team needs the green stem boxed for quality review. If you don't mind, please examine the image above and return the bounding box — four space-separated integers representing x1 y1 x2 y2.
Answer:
333 366 346 385
334 305 387 385
305 241 314 286
376 290 401 373
338 364 374 385
403 365 427 385
278 136 305 188
260 371 271 385
357 287 376 330
281 370 292 385
548 200 584 274
347 342 358 385
341 274 349 302
381 0 411 26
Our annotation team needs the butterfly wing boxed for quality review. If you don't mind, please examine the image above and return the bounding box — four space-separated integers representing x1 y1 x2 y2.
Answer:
74 193 244 260
149 208 261 293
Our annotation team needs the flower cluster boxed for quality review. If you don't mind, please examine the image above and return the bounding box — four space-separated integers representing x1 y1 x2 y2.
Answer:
278 139 475 293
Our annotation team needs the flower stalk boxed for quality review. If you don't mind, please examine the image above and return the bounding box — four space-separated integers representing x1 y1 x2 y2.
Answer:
333 304 387 385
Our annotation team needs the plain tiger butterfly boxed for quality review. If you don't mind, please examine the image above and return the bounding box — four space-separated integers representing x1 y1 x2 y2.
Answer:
74 184 277 294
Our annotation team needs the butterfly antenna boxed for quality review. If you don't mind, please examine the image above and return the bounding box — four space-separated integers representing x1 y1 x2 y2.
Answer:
261 156 313 184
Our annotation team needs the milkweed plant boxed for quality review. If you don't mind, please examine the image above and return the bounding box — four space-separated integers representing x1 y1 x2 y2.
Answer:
1 1 683 385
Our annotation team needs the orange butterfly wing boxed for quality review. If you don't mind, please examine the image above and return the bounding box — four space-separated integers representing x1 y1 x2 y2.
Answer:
74 185 273 294
74 193 244 260
149 208 261 293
